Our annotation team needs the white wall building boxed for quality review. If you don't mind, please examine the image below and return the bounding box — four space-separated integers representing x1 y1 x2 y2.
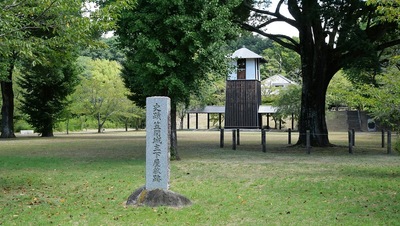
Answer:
261 74 297 96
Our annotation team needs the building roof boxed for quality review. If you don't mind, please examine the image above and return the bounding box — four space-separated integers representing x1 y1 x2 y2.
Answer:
188 105 277 114
187 106 225 114
262 74 297 86
258 105 277 114
230 47 264 59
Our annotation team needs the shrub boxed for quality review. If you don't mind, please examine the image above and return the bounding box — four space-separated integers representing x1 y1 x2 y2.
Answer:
14 119 33 132
395 139 400 153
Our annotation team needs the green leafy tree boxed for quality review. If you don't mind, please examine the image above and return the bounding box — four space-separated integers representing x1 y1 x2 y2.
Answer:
367 0 400 24
239 0 400 146
229 32 272 54
273 85 302 127
366 71 400 131
115 102 145 131
80 36 125 63
71 57 134 133
116 0 243 159
262 41 301 81
109 95 145 131
181 73 226 129
19 52 80 137
0 0 97 138
347 48 400 130
326 72 354 110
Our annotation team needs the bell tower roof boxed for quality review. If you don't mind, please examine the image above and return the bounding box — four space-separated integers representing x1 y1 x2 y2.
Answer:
231 47 263 59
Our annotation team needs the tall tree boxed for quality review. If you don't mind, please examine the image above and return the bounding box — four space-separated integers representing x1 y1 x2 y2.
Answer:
116 0 243 159
19 51 79 137
71 57 133 133
0 53 18 138
0 0 97 138
239 0 400 146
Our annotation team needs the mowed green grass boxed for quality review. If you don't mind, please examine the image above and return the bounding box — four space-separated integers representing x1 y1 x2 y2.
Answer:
0 130 399 225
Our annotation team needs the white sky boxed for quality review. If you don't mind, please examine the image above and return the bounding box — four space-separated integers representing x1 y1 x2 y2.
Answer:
266 0 299 37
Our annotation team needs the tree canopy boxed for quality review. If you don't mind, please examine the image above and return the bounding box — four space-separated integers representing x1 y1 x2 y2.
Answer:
116 0 244 158
117 0 241 107
70 57 133 133
0 0 98 138
19 50 80 137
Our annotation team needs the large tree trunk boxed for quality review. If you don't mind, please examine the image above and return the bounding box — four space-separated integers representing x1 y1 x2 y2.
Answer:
41 120 54 137
170 103 180 160
295 8 337 147
1 59 16 138
297 74 331 146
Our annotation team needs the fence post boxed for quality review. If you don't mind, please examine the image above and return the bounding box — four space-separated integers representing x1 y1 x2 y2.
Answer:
348 130 353 154
306 130 311 154
232 129 236 150
220 129 224 148
218 113 222 129
387 130 392 154
195 113 199 130
187 113 190 129
207 114 210 129
237 129 240 145
262 129 266 153
288 128 292 145
261 128 263 144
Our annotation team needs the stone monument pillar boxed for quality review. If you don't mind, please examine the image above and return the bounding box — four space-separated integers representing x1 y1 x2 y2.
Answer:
145 97 170 190
126 96 191 208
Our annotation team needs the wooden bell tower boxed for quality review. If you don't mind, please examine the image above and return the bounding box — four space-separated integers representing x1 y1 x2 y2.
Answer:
225 47 265 129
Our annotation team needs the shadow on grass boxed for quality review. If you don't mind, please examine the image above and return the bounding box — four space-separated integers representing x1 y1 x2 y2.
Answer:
1 131 397 163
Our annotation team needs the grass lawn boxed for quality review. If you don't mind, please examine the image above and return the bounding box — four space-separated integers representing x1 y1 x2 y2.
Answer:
0 130 399 225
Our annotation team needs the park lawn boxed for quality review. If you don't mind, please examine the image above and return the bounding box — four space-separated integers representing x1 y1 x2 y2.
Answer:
0 130 399 225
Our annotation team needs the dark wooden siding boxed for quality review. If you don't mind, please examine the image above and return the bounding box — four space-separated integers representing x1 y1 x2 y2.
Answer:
225 80 261 128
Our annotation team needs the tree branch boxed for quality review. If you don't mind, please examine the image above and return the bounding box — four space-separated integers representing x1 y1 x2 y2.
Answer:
0 0 60 38
243 0 299 31
33 0 59 23
239 21 299 53
3 1 24 10
365 22 399 43
287 0 301 21
377 39 400 51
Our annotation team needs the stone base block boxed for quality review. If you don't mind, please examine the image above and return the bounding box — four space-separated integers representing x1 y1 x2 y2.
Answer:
126 186 192 208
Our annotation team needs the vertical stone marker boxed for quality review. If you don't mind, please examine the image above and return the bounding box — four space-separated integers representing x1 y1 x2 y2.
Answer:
146 96 170 190
126 96 191 208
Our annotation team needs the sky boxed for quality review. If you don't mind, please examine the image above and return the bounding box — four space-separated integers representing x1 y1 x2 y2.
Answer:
266 0 299 37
